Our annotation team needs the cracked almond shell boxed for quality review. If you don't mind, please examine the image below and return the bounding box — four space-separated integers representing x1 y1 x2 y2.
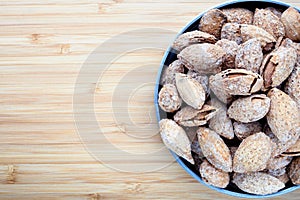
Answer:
266 88 299 143
253 8 285 39
199 9 227 39
228 94 270 123
178 43 225 74
233 132 272 173
159 119 194 164
175 73 206 109
233 172 285 195
281 7 300 42
209 69 263 104
199 159 230 188
260 46 297 90
197 127 232 172
235 38 263 73
174 105 217 127
158 84 182 112
172 30 217 52
208 98 234 139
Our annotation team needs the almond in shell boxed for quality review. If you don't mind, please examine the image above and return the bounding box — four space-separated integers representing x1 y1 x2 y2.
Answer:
235 38 263 73
233 172 285 195
174 105 217 127
265 125 299 157
240 24 276 52
159 119 194 164
222 8 253 24
253 8 285 39
221 23 243 45
172 30 217 52
266 88 299 143
228 94 270 123
215 39 239 70
175 73 206 109
267 155 293 170
160 60 184 85
260 46 297 90
233 121 262 140
199 159 230 188
209 69 263 103
208 98 234 139
281 7 300 42
187 70 210 97
158 84 182 112
284 63 300 109
233 132 272 173
287 157 300 185
197 127 232 172
199 9 227 39
178 43 225 74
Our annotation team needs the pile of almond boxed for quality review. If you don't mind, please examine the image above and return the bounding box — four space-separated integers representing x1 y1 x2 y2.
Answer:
158 6 300 195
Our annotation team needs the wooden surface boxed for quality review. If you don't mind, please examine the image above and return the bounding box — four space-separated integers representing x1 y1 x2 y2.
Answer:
0 0 299 199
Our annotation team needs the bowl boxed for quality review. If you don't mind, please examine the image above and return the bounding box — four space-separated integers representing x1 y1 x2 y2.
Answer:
154 0 300 198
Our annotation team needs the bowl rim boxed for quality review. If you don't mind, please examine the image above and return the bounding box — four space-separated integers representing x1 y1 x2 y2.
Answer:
154 0 300 198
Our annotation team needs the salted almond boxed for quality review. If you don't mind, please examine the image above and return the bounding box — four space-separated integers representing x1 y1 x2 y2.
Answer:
208 98 234 139
284 63 300 109
175 73 206 109
221 23 243 45
199 9 227 39
260 46 297 90
253 8 285 39
187 70 210 97
264 125 299 157
178 43 225 74
281 7 300 42
209 69 263 103
172 30 217 52
174 105 217 127
222 8 253 24
228 94 270 123
233 132 272 173
267 88 299 143
233 121 262 140
160 60 184 85
283 139 300 155
159 119 194 164
158 84 182 112
267 155 293 170
288 157 300 185
235 38 263 73
197 127 232 172
233 172 285 195
215 39 239 70
240 24 276 52
200 159 229 188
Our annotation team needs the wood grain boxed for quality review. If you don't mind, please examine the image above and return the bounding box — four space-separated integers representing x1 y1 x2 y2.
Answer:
0 0 299 199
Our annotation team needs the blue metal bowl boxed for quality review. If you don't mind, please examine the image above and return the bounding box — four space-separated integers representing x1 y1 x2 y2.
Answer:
154 0 300 198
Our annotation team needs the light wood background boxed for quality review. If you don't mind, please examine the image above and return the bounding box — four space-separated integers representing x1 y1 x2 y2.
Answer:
0 0 299 199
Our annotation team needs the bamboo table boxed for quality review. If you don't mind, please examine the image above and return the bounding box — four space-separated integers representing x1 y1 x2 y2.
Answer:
0 0 299 199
